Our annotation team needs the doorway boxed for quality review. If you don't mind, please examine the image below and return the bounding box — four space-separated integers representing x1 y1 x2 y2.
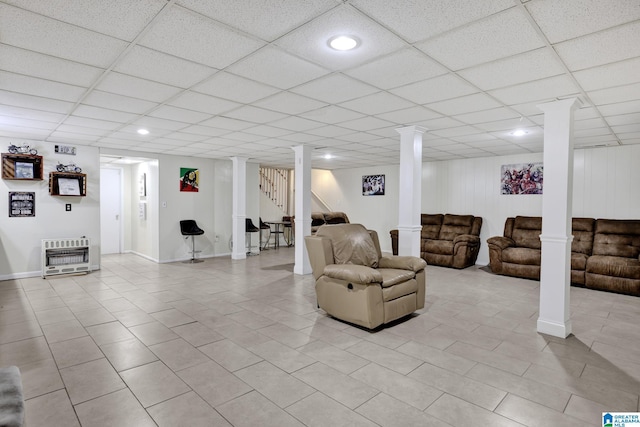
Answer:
100 167 122 254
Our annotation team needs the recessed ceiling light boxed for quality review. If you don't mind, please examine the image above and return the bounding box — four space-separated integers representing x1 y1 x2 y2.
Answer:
510 129 528 136
328 35 359 51
324 154 333 159
137 128 149 135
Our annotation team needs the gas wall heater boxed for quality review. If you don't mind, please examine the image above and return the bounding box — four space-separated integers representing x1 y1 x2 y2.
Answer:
42 238 91 278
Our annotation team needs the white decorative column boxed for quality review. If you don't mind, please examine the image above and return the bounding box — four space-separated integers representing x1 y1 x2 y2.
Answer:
292 145 312 275
231 157 247 260
396 126 427 257
536 98 581 338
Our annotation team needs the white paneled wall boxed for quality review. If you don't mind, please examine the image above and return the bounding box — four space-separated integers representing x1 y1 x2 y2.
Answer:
313 145 640 265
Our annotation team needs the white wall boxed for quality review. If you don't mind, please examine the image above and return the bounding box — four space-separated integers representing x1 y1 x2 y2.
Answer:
311 145 640 264
0 139 100 279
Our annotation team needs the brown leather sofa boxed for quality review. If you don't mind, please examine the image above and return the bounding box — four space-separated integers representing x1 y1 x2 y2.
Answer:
305 223 427 329
390 214 483 269
284 211 349 235
488 216 640 296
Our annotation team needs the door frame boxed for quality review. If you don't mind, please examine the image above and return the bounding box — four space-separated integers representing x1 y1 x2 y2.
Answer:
100 166 124 254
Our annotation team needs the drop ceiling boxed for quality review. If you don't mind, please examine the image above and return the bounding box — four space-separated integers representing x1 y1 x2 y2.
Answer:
1 0 639 169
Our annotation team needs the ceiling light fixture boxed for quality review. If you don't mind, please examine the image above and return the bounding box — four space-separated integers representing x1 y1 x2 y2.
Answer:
510 129 528 137
324 154 333 159
328 35 359 51
137 128 149 135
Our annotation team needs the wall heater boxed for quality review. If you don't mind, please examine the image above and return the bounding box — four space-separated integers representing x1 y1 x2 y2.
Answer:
42 237 91 278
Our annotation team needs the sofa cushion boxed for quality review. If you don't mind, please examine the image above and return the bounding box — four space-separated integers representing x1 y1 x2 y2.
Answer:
511 216 542 249
572 218 595 255
502 247 541 266
379 268 417 288
572 253 589 271
311 218 325 227
317 223 379 267
421 214 443 239
424 239 453 255
592 219 640 258
587 255 640 279
439 214 475 240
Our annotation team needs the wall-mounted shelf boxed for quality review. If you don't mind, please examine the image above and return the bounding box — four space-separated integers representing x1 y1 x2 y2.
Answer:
2 153 44 180
49 172 87 197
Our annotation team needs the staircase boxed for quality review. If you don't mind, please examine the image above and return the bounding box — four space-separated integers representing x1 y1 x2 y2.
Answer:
259 167 289 213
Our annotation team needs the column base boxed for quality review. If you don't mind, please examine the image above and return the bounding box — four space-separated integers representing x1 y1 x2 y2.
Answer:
537 318 572 338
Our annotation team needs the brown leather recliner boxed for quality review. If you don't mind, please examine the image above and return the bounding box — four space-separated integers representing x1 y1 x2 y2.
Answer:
305 223 427 329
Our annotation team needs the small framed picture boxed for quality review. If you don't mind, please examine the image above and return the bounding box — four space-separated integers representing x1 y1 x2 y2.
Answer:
362 174 385 196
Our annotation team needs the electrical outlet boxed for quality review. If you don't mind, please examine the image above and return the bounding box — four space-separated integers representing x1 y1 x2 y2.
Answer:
65 204 71 211
162 201 167 208
215 235 219 242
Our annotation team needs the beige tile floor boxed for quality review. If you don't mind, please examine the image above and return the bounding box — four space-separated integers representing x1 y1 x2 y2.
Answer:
1 248 638 426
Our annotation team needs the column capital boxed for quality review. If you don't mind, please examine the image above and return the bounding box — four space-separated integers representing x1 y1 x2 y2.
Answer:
395 125 428 136
536 97 583 114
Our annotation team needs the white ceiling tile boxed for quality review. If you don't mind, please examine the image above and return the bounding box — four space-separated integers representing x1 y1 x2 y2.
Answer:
0 90 74 114
200 116 253 131
82 91 157 114
140 5 264 69
345 49 447 90
337 116 395 132
3 0 167 41
458 47 566 91
0 3 127 68
526 0 640 44
0 115 57 130
618 132 640 142
130 116 188 132
222 132 263 143
0 105 64 123
96 72 182 103
426 93 503 116
222 106 288 124
605 113 640 127
177 0 335 42
279 133 324 143
0 71 86 103
300 106 365 124
338 92 414 116
350 0 514 42
574 57 640 92
0 44 103 87
56 124 110 137
375 106 442 124
555 21 640 71
430 126 483 138
243 125 292 138
306 125 355 138
574 118 607 131
475 117 535 132
228 46 329 90
390 74 478 104
148 105 212 124
416 8 545 70
194 72 280 104
115 46 215 88
48 130 100 142
0 125 51 139
419 117 466 131
454 107 520 125
168 92 240 115
73 105 138 123
489 75 581 105
588 82 640 106
253 93 327 115
275 5 406 70
291 74 378 104
611 123 640 134
573 107 600 121
597 99 640 117
178 125 230 138
271 116 325 132
64 116 122 131
161 132 207 143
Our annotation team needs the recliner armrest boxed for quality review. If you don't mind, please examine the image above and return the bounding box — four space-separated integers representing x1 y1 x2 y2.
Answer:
378 256 426 272
453 234 480 245
487 236 515 250
323 264 383 284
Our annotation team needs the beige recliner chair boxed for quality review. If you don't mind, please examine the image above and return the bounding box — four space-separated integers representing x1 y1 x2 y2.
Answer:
305 223 427 329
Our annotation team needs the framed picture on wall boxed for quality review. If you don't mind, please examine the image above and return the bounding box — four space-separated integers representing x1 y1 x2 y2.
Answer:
501 163 543 195
139 173 146 196
362 174 385 196
9 192 35 217
180 168 199 192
